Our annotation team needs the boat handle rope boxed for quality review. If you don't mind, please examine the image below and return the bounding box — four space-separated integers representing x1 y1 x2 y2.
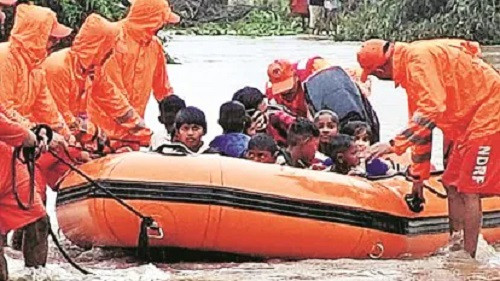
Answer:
48 149 158 261
366 168 448 199
11 124 53 211
10 125 92 275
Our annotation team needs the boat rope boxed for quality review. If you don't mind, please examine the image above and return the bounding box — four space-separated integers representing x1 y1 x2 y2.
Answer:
47 149 156 260
11 125 53 210
48 224 92 275
367 168 448 199
10 125 92 274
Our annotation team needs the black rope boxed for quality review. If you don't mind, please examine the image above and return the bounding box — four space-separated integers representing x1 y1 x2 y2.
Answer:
47 149 155 260
48 226 91 275
11 147 36 210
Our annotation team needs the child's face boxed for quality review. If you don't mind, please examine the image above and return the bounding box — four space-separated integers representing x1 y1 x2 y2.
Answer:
245 120 258 136
341 143 360 167
291 137 319 166
175 123 204 151
354 129 371 154
315 115 338 143
258 99 268 113
246 149 276 164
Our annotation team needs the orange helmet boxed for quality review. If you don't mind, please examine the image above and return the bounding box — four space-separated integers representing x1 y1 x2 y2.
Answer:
357 39 393 82
267 59 296 95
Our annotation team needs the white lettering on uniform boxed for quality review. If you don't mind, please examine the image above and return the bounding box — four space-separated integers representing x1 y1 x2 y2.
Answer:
472 146 491 185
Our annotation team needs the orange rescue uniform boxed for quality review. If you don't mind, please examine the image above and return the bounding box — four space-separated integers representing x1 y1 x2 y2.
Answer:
390 40 500 194
43 14 119 144
0 4 70 137
89 0 178 148
0 104 46 235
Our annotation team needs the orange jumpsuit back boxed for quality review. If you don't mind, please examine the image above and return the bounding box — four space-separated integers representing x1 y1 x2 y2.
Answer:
43 14 119 142
88 0 174 148
390 40 500 194
0 4 69 137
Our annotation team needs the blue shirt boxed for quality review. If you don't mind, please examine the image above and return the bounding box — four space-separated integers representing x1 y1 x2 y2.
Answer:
209 133 250 158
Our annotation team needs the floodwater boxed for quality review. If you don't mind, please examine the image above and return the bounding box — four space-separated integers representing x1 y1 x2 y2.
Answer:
5 36 500 280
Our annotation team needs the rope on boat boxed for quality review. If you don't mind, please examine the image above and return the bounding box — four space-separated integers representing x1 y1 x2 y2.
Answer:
48 149 156 261
48 223 92 275
10 125 92 275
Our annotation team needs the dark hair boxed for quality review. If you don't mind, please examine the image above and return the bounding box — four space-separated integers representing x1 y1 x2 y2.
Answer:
218 101 247 133
287 118 320 146
232 87 265 113
326 134 356 174
159 95 186 115
314 109 339 124
175 106 207 134
325 134 355 158
248 133 278 154
340 121 372 143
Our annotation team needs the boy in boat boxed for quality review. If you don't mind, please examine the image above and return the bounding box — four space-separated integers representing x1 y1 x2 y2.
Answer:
157 106 216 155
277 118 320 168
326 134 361 175
150 95 186 151
209 101 250 158
359 38 500 257
245 133 279 164
231 86 296 146
232 87 268 136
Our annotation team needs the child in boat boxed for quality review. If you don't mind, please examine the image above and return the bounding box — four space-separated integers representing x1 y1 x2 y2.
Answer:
340 120 371 158
277 118 320 168
232 86 268 136
209 101 250 158
313 110 339 167
314 110 339 153
340 121 394 177
158 106 216 155
150 95 186 151
326 134 362 175
245 133 279 164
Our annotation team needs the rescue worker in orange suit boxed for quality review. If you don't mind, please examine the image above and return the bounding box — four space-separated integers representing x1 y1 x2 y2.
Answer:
361 39 500 258
265 57 372 119
0 3 73 138
0 104 50 281
0 3 75 273
88 0 180 150
43 13 119 150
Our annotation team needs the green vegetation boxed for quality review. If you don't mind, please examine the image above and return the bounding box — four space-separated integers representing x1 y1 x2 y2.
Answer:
334 0 500 44
172 9 303 36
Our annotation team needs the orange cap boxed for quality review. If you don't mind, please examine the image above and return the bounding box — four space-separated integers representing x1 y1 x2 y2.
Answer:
0 0 16 5
164 5 180 24
267 59 296 95
50 20 72 38
357 39 392 82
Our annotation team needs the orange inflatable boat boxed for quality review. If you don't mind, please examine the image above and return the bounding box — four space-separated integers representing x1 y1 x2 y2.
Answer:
56 152 500 259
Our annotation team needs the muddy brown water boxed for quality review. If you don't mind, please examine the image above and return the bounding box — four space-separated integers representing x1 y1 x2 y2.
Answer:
5 36 500 281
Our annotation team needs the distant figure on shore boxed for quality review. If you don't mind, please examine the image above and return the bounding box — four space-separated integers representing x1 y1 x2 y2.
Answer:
324 0 340 34
290 0 309 30
308 0 325 35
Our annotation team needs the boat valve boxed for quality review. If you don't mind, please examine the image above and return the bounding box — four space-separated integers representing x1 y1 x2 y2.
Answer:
369 242 384 259
147 221 164 239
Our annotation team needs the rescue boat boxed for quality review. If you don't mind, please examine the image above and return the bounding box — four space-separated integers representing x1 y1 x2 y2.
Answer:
56 151 500 259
